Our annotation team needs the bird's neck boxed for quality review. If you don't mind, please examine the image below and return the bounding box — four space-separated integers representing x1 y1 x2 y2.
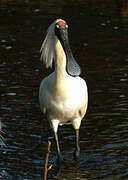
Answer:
53 38 70 94
55 38 67 79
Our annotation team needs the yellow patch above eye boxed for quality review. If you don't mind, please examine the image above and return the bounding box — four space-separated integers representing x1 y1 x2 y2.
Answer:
56 24 59 28
65 24 68 28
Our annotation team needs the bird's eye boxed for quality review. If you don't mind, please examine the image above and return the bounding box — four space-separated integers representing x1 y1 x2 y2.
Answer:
65 24 68 29
56 24 59 28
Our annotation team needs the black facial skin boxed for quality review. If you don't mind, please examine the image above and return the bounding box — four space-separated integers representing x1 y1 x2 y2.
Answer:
55 23 81 77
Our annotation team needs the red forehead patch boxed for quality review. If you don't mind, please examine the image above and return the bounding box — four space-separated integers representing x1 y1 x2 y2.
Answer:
57 20 65 26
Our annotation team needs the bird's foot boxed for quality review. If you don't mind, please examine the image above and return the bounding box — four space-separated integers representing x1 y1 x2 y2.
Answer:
57 155 63 166
73 147 80 160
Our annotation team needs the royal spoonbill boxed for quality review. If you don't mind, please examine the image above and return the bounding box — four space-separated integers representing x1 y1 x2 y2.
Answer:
39 19 88 164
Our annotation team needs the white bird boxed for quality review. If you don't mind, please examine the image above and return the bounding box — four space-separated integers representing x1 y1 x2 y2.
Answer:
39 19 88 164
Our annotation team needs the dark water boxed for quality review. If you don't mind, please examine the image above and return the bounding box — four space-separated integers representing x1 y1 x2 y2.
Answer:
0 0 128 179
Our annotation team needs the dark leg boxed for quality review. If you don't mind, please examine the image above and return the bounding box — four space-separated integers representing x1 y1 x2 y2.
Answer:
54 132 63 165
51 120 63 165
73 129 80 160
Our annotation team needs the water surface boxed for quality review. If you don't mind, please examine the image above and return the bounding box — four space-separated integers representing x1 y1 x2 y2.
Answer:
0 0 128 179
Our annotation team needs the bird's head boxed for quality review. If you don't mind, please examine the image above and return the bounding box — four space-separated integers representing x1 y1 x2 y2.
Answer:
40 19 81 76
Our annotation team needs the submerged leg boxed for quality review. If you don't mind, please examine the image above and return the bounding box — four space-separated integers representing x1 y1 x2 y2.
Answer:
51 120 63 165
73 129 80 160
54 132 63 165
72 118 81 160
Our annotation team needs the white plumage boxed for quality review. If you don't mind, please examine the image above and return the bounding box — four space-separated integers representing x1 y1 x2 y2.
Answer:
40 21 56 68
39 19 88 164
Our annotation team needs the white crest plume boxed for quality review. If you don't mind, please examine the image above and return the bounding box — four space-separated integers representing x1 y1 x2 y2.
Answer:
40 19 62 68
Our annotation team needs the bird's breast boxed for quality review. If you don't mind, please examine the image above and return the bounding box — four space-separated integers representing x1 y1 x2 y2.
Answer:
39 74 88 123
48 76 88 121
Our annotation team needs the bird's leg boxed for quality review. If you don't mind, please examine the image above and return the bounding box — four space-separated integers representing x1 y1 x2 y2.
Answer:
73 129 80 160
54 132 63 165
51 119 63 165
72 118 81 160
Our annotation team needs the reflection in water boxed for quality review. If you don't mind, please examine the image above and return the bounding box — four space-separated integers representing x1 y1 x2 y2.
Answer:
0 0 128 179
